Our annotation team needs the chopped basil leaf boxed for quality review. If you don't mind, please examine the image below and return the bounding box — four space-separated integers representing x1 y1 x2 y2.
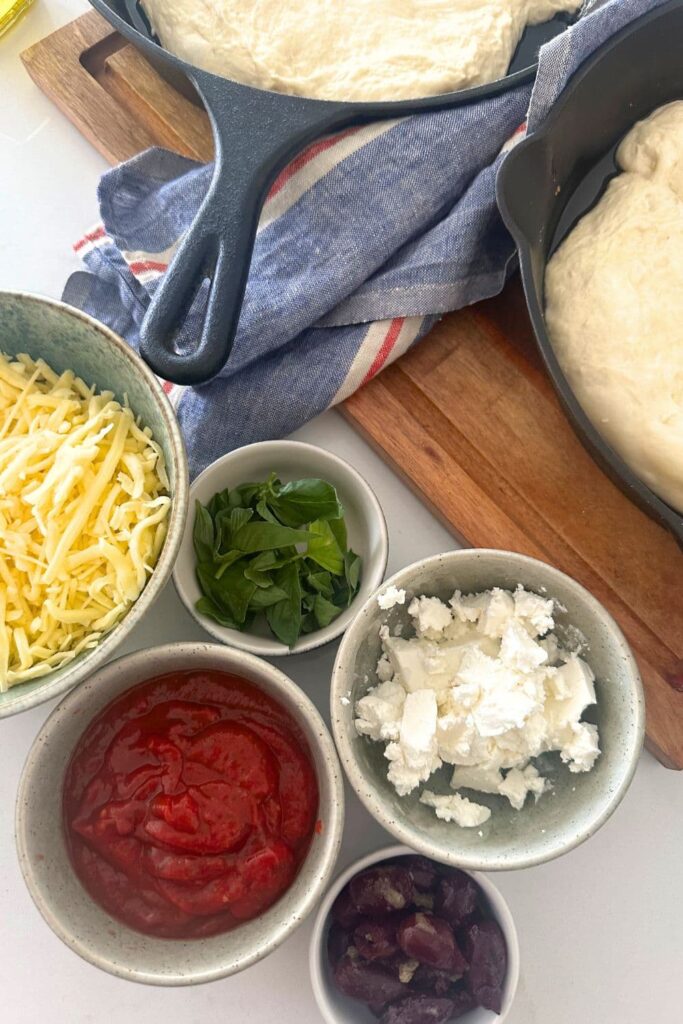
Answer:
193 474 363 647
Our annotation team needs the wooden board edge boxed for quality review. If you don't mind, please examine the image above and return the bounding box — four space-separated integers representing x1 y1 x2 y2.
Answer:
20 11 156 164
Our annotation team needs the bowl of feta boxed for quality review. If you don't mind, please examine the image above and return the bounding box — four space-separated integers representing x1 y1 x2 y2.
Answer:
330 549 645 870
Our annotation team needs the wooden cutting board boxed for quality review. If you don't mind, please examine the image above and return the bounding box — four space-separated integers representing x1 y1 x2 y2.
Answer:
21 12 683 767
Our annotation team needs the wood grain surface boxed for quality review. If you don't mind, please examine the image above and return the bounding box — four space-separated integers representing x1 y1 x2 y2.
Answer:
21 12 683 767
21 10 213 163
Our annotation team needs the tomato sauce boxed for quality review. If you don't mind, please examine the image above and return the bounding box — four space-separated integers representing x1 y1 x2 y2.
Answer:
63 670 319 939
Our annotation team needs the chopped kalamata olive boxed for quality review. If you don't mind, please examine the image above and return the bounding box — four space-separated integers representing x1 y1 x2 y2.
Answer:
434 872 480 929
332 886 362 929
450 986 478 1019
327 922 351 966
334 955 408 1004
401 855 438 892
412 964 462 997
463 919 507 1013
350 866 415 915
329 857 508 1021
397 913 468 973
380 994 455 1024
354 918 399 960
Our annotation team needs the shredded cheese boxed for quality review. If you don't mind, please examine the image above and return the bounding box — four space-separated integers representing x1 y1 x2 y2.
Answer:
0 351 171 691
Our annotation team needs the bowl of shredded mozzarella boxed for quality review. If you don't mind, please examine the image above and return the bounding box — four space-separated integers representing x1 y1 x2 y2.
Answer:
0 292 188 716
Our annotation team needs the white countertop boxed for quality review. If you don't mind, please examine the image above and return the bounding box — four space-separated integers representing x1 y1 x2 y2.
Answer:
1 4 681 1022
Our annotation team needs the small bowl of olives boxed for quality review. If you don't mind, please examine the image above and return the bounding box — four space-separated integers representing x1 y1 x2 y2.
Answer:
309 845 519 1024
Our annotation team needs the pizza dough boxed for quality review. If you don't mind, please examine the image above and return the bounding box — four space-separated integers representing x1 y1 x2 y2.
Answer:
141 0 581 101
545 101 683 513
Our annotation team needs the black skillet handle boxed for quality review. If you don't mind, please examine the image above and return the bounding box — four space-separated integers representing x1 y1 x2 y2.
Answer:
139 72 349 386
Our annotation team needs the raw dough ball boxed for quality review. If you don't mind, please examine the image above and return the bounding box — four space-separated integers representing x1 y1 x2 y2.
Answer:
141 0 581 102
545 101 683 513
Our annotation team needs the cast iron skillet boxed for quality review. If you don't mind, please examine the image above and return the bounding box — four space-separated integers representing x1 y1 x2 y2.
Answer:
497 0 683 546
90 0 576 385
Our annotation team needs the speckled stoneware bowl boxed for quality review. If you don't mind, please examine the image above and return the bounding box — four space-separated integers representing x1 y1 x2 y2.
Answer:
331 549 645 871
309 844 520 1024
0 292 188 718
16 642 344 985
173 440 389 656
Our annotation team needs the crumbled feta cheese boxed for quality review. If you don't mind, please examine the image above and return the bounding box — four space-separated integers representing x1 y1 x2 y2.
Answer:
385 740 441 796
420 790 491 827
544 655 596 732
499 618 548 672
456 647 543 737
382 635 473 694
376 653 394 682
441 616 477 642
355 586 601 826
559 721 601 773
450 764 505 794
378 585 406 610
478 588 515 638
513 585 555 636
449 590 488 623
498 764 547 809
538 632 562 663
408 595 453 638
399 690 438 769
355 680 406 742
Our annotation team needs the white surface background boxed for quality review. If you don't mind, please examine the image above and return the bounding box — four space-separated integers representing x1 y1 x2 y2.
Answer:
1 3 681 1021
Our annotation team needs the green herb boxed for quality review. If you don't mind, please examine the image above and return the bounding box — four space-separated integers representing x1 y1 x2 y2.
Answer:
193 474 362 647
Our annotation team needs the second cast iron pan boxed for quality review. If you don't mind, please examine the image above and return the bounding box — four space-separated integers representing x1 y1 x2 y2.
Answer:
497 0 683 545
90 0 578 385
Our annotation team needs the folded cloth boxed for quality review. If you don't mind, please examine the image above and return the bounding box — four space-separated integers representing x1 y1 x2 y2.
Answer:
64 0 665 479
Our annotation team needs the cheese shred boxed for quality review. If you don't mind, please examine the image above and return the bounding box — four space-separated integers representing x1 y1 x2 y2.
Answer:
0 351 171 691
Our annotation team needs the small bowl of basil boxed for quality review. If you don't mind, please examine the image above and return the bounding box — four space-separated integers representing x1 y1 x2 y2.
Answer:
173 440 389 655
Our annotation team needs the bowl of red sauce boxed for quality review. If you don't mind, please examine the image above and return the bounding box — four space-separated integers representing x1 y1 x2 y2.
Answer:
15 642 344 984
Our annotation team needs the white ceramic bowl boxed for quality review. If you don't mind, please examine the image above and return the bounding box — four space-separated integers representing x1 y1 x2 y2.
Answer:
309 844 520 1024
16 642 344 985
173 441 388 656
331 549 645 871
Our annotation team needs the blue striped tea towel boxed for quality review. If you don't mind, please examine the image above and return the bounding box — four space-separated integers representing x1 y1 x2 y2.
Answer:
63 0 665 479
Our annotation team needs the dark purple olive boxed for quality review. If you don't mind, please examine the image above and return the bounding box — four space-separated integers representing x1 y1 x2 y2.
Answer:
333 955 408 1004
327 922 351 966
434 873 479 929
398 913 468 973
450 986 478 1019
455 908 484 953
401 855 438 892
350 866 415 915
332 886 362 929
463 919 507 1013
380 994 455 1024
354 918 399 961
412 964 461 997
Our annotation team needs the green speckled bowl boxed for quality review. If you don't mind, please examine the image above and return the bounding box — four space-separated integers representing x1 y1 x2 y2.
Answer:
0 292 189 718
331 549 645 870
